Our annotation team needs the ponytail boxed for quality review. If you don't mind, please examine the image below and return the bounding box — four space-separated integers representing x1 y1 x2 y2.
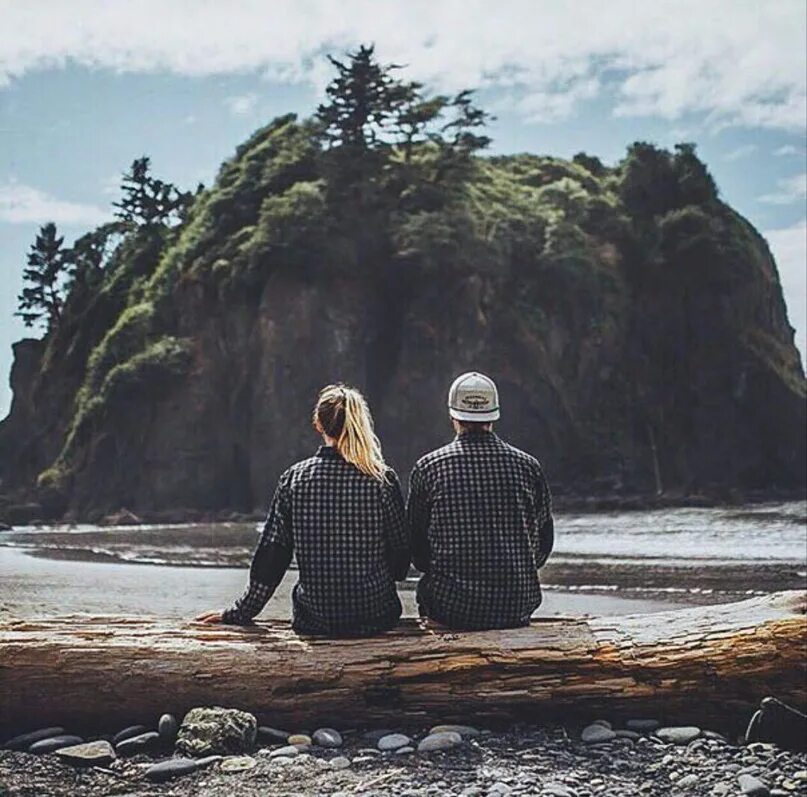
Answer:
313 384 389 482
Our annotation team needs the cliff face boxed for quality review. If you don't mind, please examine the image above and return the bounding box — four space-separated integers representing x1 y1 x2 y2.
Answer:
1 119 804 519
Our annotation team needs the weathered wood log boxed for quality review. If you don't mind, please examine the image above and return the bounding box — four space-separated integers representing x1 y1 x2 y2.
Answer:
1 591 804 735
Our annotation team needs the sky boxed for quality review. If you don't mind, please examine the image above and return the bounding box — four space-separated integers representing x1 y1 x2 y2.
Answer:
0 0 805 418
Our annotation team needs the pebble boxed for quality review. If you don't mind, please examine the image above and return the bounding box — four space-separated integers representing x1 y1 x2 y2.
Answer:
542 783 576 797
429 724 480 737
655 726 701 745
269 745 300 759
312 728 343 748
54 740 116 766
626 719 661 732
677 773 698 789
377 733 412 752
220 754 257 772
196 755 223 768
145 758 200 782
329 756 351 770
288 733 313 747
3 727 66 751
158 713 178 740
580 724 616 744
738 774 770 796
590 719 612 729
395 746 415 755
488 783 511 795
615 730 640 740
115 731 161 756
29 735 84 754
417 731 463 752
258 726 289 744
111 724 148 745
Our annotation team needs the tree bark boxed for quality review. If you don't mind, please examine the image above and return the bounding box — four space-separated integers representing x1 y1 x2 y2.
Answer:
1 591 804 735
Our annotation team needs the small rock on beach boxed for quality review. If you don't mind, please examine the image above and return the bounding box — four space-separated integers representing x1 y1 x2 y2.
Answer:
54 740 115 766
312 728 343 748
175 706 257 757
3 727 66 751
655 726 701 745
378 733 412 752
111 724 148 745
417 731 463 752
28 735 83 754
581 724 616 743
144 758 199 782
115 730 160 756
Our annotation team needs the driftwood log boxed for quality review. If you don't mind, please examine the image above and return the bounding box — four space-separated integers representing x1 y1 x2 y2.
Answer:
1 591 804 734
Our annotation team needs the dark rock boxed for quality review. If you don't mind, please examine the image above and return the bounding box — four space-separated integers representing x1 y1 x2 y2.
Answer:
257 726 289 744
581 724 616 744
158 714 178 740
175 706 257 757
29 735 84 754
54 740 115 766
417 731 463 752
0 522 13 531
3 727 65 750
312 728 342 748
625 719 660 732
115 731 160 756
111 724 149 745
144 758 199 782
745 696 807 753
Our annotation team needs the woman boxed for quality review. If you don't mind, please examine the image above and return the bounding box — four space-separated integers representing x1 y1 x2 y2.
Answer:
196 384 410 636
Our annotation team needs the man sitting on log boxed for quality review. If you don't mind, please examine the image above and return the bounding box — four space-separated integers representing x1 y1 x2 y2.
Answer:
406 371 554 630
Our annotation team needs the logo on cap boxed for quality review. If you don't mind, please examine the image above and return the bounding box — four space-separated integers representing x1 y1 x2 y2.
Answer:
461 393 490 409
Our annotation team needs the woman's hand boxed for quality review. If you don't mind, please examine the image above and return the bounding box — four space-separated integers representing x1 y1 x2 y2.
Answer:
195 610 224 624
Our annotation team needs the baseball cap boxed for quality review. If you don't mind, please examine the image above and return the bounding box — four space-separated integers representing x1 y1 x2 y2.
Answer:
448 371 500 422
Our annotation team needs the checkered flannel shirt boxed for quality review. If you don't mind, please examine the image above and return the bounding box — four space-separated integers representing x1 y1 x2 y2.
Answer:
223 446 410 636
407 431 554 630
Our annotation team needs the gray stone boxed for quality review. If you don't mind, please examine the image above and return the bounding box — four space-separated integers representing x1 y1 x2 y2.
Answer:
313 728 343 748
4 727 66 751
581 724 616 744
220 755 257 772
396 746 414 755
55 740 116 766
115 731 160 757
195 755 223 768
626 719 661 732
590 719 612 729
677 774 699 789
738 774 770 796
655 726 701 745
429 724 480 737
144 758 199 782
257 726 289 744
615 729 641 740
269 745 300 759
175 706 257 757
329 756 351 770
377 733 412 752
29 735 84 754
542 783 576 797
417 731 463 752
158 714 178 740
111 725 149 746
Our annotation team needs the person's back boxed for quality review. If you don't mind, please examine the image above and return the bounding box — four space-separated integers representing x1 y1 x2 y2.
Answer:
407 372 553 630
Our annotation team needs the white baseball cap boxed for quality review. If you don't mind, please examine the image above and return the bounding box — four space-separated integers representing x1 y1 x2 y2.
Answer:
448 371 500 422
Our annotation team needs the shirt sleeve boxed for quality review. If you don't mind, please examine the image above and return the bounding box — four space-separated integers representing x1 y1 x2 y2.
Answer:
534 465 554 569
407 464 432 574
381 469 410 581
222 470 294 625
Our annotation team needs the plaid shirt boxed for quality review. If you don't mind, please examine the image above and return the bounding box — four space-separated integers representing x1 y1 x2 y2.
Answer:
223 446 410 636
407 431 553 630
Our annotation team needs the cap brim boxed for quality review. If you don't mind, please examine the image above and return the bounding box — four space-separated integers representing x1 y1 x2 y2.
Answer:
449 408 500 422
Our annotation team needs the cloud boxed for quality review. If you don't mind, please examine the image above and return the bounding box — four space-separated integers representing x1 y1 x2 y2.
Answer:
773 144 802 157
0 181 109 225
723 145 756 162
0 1 804 131
765 219 807 364
224 93 258 115
758 173 807 205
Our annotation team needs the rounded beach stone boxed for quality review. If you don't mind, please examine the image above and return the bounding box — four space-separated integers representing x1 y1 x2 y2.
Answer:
115 731 161 756
112 725 148 745
590 719 612 729
269 745 300 759
655 726 701 745
417 731 463 752
429 724 480 737
677 774 698 789
54 740 116 766
258 726 289 744
626 719 661 732
220 755 257 772
4 727 65 751
738 774 770 796
29 735 84 754
395 746 415 755
158 714 178 740
542 783 576 797
144 758 199 782
377 733 412 752
288 733 313 747
175 706 257 757
580 724 616 744
329 756 351 770
313 728 343 748
615 730 640 740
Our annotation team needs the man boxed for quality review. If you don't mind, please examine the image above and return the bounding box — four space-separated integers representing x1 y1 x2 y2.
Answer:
406 371 554 630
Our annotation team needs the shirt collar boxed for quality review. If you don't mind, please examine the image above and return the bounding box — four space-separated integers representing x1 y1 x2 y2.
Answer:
316 445 341 458
455 430 498 444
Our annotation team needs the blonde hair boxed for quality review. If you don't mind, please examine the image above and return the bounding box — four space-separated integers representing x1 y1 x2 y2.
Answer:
313 384 389 482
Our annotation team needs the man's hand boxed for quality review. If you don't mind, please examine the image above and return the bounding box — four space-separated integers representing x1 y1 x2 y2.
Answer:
195 610 224 624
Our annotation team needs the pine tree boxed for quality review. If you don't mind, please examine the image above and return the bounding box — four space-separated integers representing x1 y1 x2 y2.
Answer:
113 157 192 227
15 222 67 329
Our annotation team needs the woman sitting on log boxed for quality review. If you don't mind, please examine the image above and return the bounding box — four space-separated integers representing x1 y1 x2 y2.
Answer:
196 384 410 636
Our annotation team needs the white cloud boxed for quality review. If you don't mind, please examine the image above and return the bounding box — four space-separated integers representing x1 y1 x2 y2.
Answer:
765 220 807 365
224 93 258 115
0 1 804 131
774 145 802 157
758 173 807 205
0 180 109 225
723 144 756 162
